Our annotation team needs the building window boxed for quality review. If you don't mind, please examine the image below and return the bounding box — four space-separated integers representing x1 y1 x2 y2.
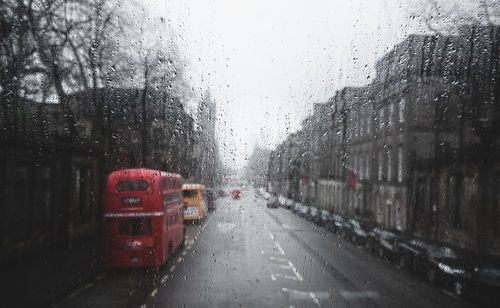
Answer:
387 149 392 182
365 154 370 179
367 116 371 134
388 102 394 128
399 98 405 123
379 108 384 129
378 151 383 180
397 147 404 182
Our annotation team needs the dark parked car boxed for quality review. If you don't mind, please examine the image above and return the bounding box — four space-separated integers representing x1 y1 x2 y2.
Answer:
325 214 348 235
284 198 294 210
366 228 404 260
399 240 473 296
463 262 500 304
307 206 320 223
318 209 331 227
296 204 309 217
344 219 368 245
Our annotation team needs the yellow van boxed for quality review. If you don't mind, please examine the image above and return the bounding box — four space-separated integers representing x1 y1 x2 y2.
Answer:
182 184 207 222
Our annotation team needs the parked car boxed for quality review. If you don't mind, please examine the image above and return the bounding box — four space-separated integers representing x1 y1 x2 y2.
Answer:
326 214 348 235
307 207 320 224
366 228 404 260
400 240 473 296
344 219 368 245
267 194 279 208
292 202 302 214
262 191 271 200
318 209 331 227
463 261 500 304
297 204 310 217
277 195 287 207
284 198 294 210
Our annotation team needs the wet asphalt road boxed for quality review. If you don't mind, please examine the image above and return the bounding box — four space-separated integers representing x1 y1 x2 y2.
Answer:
57 189 473 308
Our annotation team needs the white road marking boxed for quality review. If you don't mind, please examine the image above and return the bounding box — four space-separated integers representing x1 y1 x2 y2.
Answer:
161 275 169 284
281 288 329 305
269 256 289 262
150 288 159 297
287 261 303 281
217 222 235 232
268 231 275 240
271 273 300 281
182 250 187 256
140 304 147 308
309 292 320 306
67 282 93 299
176 257 182 263
169 265 176 272
274 242 285 255
340 290 379 300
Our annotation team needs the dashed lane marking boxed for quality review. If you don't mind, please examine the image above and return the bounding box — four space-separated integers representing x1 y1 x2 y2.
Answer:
340 290 379 300
287 260 303 281
271 273 300 281
176 257 183 263
161 275 169 284
150 288 159 297
281 288 328 306
66 282 93 300
309 292 320 306
268 231 275 240
140 304 147 308
169 265 176 272
95 274 106 281
182 250 187 256
269 256 289 262
274 242 285 255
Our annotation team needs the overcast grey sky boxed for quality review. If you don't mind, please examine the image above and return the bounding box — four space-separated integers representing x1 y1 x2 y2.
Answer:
142 0 491 169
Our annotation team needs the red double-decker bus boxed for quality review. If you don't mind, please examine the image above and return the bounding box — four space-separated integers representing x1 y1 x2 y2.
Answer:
103 168 184 268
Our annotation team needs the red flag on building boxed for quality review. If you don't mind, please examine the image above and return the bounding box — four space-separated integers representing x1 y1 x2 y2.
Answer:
302 175 309 185
346 170 356 190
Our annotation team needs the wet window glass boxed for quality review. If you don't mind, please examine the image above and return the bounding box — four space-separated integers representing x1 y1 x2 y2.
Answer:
116 180 148 193
2 0 499 307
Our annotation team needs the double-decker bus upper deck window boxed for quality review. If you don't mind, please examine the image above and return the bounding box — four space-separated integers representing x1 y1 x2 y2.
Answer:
116 180 148 193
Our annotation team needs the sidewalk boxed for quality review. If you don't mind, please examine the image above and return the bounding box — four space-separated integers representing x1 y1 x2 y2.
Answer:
1 238 103 308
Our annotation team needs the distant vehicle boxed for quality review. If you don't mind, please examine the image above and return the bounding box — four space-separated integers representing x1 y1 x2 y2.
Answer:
231 189 242 199
103 169 184 268
267 194 279 208
183 184 207 222
203 188 217 211
217 189 227 197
